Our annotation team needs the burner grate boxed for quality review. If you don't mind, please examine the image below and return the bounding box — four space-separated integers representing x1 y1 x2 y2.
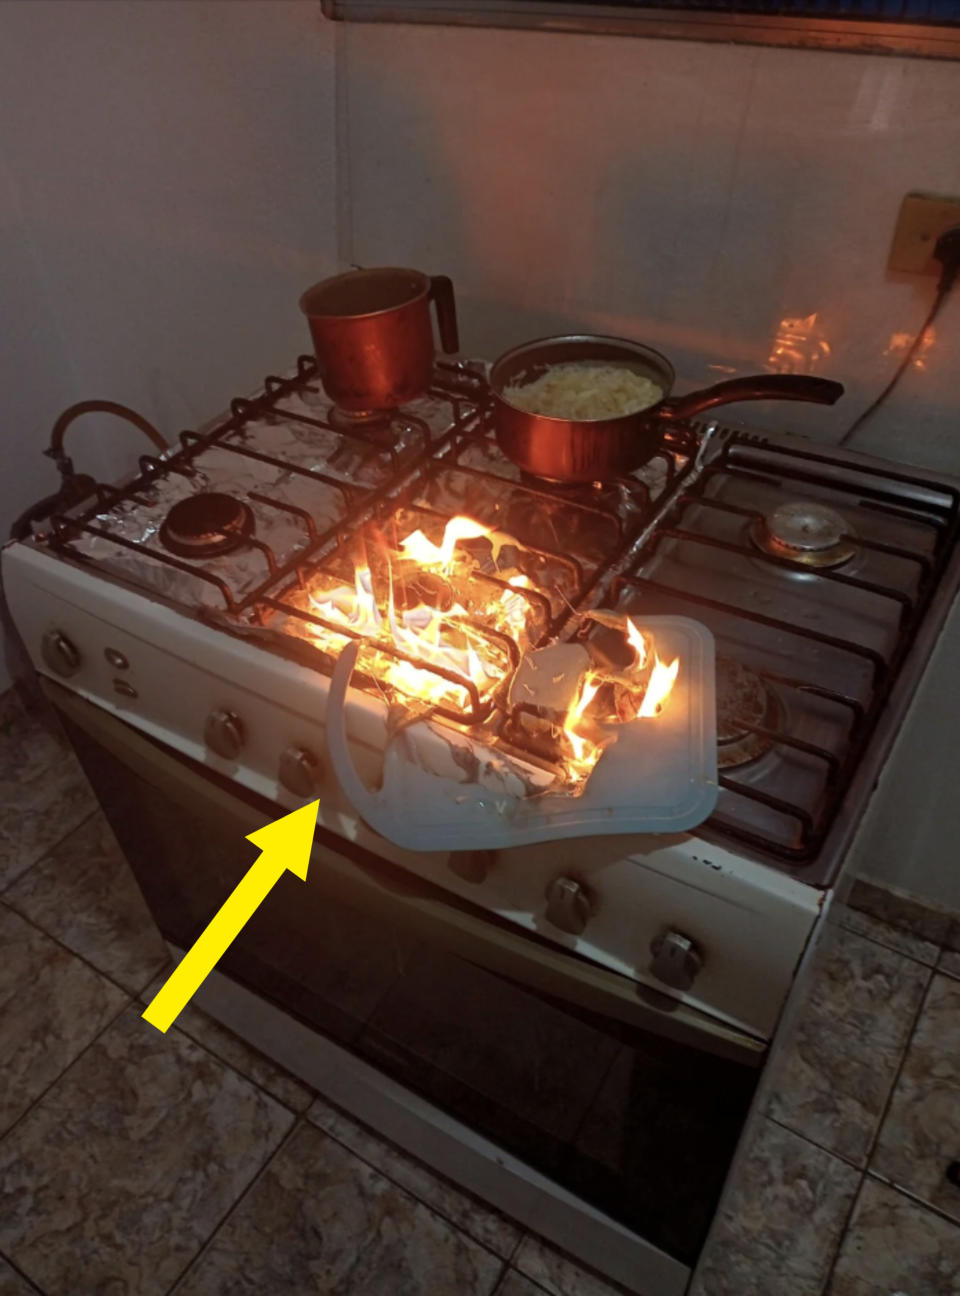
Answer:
616 431 960 868
48 357 489 616
44 358 701 730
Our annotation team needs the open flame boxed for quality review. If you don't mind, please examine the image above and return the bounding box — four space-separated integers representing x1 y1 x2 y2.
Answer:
306 515 524 715
303 514 680 788
560 618 680 784
638 653 680 718
626 616 648 668
399 516 490 571
564 673 602 766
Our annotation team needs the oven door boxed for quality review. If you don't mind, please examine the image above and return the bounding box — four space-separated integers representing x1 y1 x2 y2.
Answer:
47 680 762 1274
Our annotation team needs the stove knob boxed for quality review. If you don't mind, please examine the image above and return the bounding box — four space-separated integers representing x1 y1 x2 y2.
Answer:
204 709 245 760
650 931 703 991
449 849 495 884
279 745 321 797
544 877 592 936
41 629 81 678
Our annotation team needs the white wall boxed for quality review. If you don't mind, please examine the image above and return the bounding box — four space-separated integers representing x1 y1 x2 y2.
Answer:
339 21 960 475
0 0 338 683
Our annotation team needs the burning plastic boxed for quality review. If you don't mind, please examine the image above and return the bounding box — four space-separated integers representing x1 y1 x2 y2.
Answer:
506 616 680 790
301 513 679 792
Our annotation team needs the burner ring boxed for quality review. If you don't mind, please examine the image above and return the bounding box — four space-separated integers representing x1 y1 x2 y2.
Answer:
750 500 857 569
159 492 254 559
716 658 783 770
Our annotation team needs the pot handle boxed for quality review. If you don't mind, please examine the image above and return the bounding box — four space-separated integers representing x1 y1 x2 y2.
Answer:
659 374 844 422
429 275 460 354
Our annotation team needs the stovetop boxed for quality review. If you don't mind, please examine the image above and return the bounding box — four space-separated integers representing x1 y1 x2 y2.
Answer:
34 355 960 880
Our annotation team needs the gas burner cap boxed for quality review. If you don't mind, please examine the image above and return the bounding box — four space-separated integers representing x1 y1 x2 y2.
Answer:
750 500 857 569
716 658 783 770
159 492 254 559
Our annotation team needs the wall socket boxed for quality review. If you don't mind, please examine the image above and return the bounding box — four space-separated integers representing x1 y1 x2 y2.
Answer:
888 192 960 275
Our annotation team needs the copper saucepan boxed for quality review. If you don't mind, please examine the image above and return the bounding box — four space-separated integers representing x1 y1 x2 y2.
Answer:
299 267 459 412
489 335 844 483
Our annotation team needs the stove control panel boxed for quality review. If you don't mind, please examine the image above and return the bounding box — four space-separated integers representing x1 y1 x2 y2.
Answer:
204 708 245 761
544 876 592 936
650 931 703 991
278 745 321 798
448 849 495 884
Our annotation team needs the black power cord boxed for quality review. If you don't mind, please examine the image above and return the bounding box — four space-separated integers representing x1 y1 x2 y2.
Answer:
840 225 960 447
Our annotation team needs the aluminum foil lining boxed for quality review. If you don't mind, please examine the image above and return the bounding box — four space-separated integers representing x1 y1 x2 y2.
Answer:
65 384 467 613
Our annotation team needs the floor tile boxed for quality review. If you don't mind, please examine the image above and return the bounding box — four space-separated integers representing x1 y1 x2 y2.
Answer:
765 926 930 1165
497 1272 549 1296
173 1120 503 1295
513 1235 626 1296
6 811 167 994
0 903 127 1136
838 905 941 966
307 1096 522 1258
939 920 960 980
847 877 952 948
0 1004 293 1296
366 950 619 1143
690 1118 860 1296
0 1257 40 1295
140 971 314 1113
0 691 96 890
872 973 960 1224
828 1177 960 1294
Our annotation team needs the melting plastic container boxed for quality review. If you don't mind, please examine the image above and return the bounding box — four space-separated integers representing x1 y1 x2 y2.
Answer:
327 616 717 851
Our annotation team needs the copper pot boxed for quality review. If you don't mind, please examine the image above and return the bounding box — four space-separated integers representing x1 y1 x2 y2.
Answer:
490 335 844 483
299 267 459 411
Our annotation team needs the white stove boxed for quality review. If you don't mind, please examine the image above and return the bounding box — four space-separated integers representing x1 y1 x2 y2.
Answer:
4 356 960 1055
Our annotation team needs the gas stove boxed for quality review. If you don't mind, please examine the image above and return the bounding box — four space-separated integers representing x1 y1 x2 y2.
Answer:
5 354 960 1045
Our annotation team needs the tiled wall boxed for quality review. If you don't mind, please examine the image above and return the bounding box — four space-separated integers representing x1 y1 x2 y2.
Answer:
340 21 960 474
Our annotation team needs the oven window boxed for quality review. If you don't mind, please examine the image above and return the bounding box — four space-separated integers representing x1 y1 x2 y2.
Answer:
63 710 757 1266
322 0 960 58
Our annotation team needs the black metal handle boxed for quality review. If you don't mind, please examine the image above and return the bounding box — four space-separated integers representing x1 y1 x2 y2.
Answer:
429 275 460 354
660 374 845 422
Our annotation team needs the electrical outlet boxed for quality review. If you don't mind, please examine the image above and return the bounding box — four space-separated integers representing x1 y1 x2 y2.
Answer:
888 192 960 274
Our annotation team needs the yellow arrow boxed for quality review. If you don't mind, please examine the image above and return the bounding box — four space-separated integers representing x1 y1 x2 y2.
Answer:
142 800 319 1034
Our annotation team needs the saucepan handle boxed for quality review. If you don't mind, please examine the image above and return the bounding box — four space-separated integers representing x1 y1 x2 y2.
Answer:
429 275 460 354
659 374 844 422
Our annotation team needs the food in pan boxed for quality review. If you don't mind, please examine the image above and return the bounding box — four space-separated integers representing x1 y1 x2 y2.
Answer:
502 362 662 421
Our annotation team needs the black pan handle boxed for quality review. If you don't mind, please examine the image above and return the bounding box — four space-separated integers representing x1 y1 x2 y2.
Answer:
429 275 460 354
659 374 844 422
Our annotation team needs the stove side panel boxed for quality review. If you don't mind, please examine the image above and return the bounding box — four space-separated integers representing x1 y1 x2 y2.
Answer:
847 591 960 913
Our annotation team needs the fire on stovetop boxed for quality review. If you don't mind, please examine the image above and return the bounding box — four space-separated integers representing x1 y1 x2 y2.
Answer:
304 514 679 788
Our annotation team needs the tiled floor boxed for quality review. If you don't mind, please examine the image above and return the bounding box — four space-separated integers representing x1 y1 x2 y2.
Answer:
2 684 960 1295
692 884 960 1295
